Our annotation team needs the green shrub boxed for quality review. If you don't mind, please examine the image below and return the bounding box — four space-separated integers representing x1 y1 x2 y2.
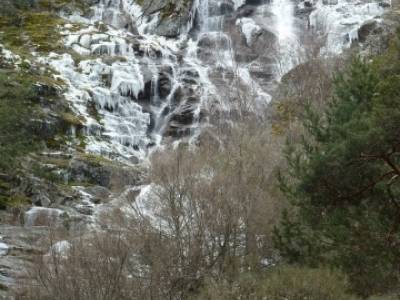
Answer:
0 71 40 171
195 266 357 300
368 296 400 300
260 266 356 300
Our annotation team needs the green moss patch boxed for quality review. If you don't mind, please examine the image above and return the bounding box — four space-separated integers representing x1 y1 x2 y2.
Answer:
0 11 64 56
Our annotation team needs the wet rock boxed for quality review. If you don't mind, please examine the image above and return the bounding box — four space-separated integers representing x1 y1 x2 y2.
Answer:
75 204 93 216
304 1 313 7
112 12 132 30
236 5 256 18
33 83 59 97
130 39 145 56
245 0 267 5
158 72 172 98
91 44 112 55
379 1 391 8
69 155 143 192
249 64 275 81
23 207 66 227
170 99 198 126
69 158 112 188
358 20 378 43
83 186 110 203
198 34 231 49
197 33 233 64
182 69 199 78
0 225 51 293
171 87 184 106
322 0 338 5
228 18 277 64
209 1 234 17
139 0 195 37
252 28 277 51
154 17 186 38
32 193 51 207
138 80 153 104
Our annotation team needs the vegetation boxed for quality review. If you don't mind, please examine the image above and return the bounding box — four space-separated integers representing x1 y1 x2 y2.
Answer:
0 10 64 55
18 27 400 300
0 0 92 56
275 31 400 297
0 0 397 298
0 71 41 171
195 266 356 300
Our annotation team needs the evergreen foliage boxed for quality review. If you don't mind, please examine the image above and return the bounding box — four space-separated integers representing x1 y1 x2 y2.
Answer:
275 31 400 296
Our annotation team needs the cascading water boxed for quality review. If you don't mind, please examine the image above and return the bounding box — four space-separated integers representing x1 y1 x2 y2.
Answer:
271 0 301 76
0 1 390 291
35 0 388 225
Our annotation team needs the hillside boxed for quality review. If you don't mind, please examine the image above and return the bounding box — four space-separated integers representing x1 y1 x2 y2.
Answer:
0 0 399 299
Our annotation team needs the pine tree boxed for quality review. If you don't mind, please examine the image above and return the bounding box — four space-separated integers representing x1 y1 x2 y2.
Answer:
275 34 400 297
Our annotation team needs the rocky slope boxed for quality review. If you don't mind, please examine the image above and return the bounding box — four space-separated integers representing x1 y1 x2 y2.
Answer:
0 0 394 297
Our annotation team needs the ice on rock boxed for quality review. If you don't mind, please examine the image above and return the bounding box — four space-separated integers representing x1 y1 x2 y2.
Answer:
232 0 246 10
236 18 262 46
310 0 385 54
73 44 91 56
237 67 271 111
0 44 21 64
42 0 387 167
49 241 72 256
0 242 9 256
111 63 144 99
133 184 170 230
91 43 113 55
79 34 92 48
92 86 113 109
65 34 80 46
91 34 110 44
24 207 64 227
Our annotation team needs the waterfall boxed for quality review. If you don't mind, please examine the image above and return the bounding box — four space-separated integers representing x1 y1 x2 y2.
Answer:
42 0 293 164
271 0 301 76
35 0 387 223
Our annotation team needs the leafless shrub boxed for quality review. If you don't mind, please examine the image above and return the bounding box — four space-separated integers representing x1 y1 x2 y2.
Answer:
19 116 286 299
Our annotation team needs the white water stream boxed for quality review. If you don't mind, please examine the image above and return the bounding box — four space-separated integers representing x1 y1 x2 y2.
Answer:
0 0 389 292
29 0 387 228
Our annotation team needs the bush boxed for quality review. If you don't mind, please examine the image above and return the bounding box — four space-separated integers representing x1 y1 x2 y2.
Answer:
195 266 357 300
261 266 356 300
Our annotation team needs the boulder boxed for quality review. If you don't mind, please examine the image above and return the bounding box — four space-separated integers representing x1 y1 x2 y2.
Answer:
358 20 378 43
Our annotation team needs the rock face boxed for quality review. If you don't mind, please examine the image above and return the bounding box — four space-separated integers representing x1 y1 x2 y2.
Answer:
357 8 400 55
358 20 379 42
0 0 391 297
139 0 195 37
